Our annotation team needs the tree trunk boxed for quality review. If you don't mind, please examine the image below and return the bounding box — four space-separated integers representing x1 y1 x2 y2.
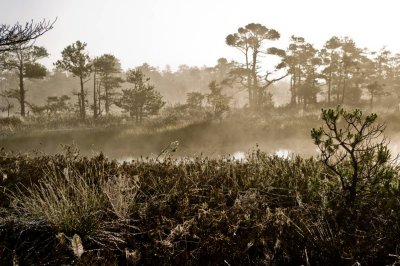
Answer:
93 69 97 118
19 68 25 117
245 48 253 108
135 108 139 124
77 93 82 116
291 70 297 105
105 86 110 114
80 76 86 119
348 168 358 207
97 81 101 116
336 76 342 104
296 65 302 104
341 73 347 104
15 48 26 117
328 67 332 105
252 49 259 108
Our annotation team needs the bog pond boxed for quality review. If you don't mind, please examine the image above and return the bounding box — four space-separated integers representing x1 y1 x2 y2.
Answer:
0 122 315 160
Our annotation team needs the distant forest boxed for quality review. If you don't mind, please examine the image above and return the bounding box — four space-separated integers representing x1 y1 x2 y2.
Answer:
1 22 400 121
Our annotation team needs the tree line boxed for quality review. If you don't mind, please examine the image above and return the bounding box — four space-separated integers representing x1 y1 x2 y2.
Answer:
226 23 400 111
1 21 400 124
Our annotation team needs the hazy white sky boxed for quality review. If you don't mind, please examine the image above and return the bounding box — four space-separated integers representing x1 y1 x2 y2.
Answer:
2 0 400 71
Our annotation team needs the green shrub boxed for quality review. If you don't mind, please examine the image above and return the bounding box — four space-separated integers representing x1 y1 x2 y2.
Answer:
311 106 398 206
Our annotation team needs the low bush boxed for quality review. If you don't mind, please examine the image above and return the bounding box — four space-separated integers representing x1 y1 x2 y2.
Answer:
0 116 23 127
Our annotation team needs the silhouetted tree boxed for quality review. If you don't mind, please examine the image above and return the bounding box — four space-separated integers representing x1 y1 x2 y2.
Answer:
381 53 400 103
207 81 230 119
320 36 341 105
226 23 286 109
364 48 392 109
116 69 165 124
301 53 322 107
94 54 122 115
0 45 48 116
55 41 91 119
336 37 363 104
367 81 385 110
282 36 320 106
212 57 236 85
0 19 55 52
186 92 204 109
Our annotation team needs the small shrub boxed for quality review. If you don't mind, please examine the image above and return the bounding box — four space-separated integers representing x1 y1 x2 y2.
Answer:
311 106 397 206
0 116 22 127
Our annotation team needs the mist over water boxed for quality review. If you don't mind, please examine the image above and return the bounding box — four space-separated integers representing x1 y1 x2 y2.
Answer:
0 118 318 160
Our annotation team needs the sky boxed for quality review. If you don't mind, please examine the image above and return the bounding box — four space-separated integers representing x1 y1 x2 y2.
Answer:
2 0 400 71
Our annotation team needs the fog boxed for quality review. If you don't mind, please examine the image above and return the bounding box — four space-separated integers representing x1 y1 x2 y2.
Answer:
0 119 316 159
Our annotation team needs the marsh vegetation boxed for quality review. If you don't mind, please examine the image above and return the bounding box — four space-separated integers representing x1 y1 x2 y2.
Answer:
0 107 400 265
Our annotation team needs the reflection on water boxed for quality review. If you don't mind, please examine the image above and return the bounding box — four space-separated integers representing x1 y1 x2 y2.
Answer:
0 122 318 160
117 157 134 164
117 149 293 163
232 151 245 161
275 149 291 159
